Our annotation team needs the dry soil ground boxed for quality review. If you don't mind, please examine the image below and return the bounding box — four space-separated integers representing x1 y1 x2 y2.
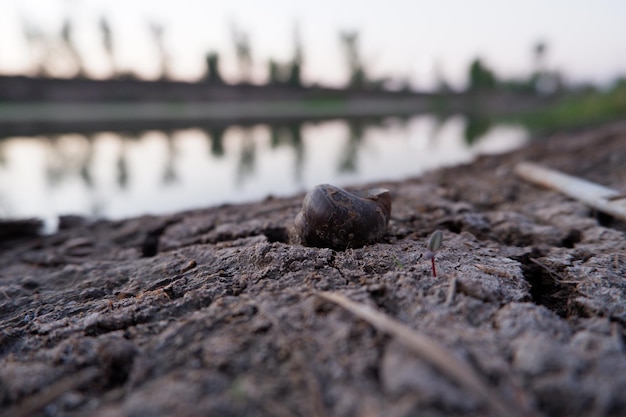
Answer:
1 122 625 417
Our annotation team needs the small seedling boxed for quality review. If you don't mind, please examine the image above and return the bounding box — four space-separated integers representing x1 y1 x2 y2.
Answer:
425 230 443 277
393 255 405 269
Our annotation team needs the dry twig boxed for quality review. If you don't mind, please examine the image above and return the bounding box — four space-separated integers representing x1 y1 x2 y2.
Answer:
9 367 100 417
445 275 458 306
318 291 539 417
515 162 626 222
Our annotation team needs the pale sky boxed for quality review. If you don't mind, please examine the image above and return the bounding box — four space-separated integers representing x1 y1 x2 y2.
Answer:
0 0 625 89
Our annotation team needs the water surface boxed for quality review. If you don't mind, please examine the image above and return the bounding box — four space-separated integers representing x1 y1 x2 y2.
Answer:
0 114 527 231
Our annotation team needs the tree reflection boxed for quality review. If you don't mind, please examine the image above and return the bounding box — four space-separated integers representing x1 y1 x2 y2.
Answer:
39 133 97 190
269 122 305 182
208 126 226 157
287 123 304 182
0 114 531 224
235 129 256 184
0 142 6 166
463 114 491 145
13 117 435 195
45 134 70 187
338 118 389 173
44 136 60 187
427 114 446 146
338 120 363 172
162 130 178 185
116 137 129 189
79 134 96 189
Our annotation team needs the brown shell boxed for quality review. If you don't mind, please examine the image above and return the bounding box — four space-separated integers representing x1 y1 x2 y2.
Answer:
293 184 392 250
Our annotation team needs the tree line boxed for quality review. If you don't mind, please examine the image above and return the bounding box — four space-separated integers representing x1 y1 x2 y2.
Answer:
7 16 563 94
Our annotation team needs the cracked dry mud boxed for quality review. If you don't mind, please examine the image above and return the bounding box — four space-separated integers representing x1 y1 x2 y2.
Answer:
1 122 625 417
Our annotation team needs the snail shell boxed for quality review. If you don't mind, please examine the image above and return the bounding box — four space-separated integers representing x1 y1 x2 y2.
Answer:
293 184 392 250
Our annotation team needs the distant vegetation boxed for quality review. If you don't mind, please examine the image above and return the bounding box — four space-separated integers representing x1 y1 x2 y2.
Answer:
3 15 626 135
467 41 565 95
509 79 626 133
457 41 626 133
4 15 608 97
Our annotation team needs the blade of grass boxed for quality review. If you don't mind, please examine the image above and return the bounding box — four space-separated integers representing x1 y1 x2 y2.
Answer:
318 291 538 417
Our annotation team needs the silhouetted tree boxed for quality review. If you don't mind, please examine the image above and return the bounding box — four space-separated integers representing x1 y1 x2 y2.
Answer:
534 41 546 74
205 52 223 83
468 58 497 91
231 24 253 83
286 26 303 87
22 19 46 76
268 59 283 84
340 31 367 89
266 26 304 87
61 18 85 77
286 60 302 87
99 16 116 76
148 22 170 80
434 61 452 93
529 40 561 94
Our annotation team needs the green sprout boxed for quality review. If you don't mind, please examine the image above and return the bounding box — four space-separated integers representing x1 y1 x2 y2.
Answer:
425 230 443 277
393 255 405 269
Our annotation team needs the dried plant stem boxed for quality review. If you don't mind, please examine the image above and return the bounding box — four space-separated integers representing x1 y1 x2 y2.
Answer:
431 257 437 277
318 291 536 417
515 161 626 222
10 367 100 417
445 275 457 307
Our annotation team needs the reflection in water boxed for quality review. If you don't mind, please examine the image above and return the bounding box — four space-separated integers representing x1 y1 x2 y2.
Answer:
116 138 129 189
270 123 304 182
162 131 178 185
209 126 226 157
79 134 95 189
338 119 364 173
236 129 257 184
464 114 492 145
0 115 528 230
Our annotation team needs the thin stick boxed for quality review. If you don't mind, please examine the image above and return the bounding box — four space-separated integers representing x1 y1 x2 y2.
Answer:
515 162 626 222
318 291 537 417
9 367 100 417
445 275 457 307
431 257 437 277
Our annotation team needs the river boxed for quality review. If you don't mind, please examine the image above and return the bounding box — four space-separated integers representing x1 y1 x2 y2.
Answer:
0 114 527 232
